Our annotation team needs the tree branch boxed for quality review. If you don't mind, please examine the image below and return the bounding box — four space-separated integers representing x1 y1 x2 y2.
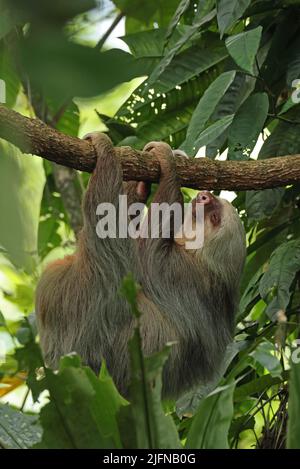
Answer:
1 105 300 191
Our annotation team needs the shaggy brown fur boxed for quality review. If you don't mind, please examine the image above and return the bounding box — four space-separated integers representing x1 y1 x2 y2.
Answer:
36 134 246 397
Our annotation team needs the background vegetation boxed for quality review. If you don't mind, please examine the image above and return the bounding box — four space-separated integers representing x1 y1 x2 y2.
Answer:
0 0 300 449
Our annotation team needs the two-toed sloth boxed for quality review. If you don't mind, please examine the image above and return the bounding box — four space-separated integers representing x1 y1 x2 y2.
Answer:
36 133 246 398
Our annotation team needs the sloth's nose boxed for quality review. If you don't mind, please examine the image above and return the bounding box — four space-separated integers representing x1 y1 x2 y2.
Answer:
196 191 215 205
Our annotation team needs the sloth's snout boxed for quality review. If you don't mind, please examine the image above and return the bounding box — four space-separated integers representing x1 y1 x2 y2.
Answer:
196 191 216 205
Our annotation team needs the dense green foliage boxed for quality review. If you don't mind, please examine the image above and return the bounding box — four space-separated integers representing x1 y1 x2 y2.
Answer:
1 0 300 449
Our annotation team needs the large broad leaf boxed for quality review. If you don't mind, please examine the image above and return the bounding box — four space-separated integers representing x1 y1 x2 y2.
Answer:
0 5 17 39
165 0 215 44
123 33 227 94
185 383 235 449
250 340 282 378
0 45 20 107
116 68 222 149
245 188 284 221
260 10 299 89
239 268 263 319
119 105 194 149
49 100 80 137
287 360 300 449
259 239 300 320
205 72 255 157
0 404 41 448
216 0 251 37
0 141 45 271
145 8 216 88
181 70 236 154
35 356 127 449
117 37 225 125
113 0 161 22
13 317 45 401
286 36 300 85
119 275 181 449
227 92 269 160
195 114 234 151
259 106 300 158
21 32 152 100
98 113 136 145
121 333 181 449
234 372 289 402
156 41 227 94
164 0 191 46
121 27 188 58
7 0 95 23
225 27 262 73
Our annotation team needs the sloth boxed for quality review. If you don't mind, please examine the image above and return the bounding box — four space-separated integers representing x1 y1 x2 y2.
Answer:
36 133 246 397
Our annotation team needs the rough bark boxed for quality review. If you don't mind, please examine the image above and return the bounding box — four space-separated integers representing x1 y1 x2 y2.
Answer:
1 104 300 191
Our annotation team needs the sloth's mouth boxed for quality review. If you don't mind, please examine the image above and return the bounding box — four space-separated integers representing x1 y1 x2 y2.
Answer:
192 191 222 226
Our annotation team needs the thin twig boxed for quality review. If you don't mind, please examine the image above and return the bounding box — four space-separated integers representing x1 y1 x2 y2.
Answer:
95 11 124 51
268 113 300 125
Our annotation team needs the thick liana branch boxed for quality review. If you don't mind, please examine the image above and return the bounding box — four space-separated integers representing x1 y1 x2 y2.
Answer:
1 105 300 191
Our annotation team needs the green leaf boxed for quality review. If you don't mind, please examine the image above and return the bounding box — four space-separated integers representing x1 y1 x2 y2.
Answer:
0 2 16 38
185 383 235 449
205 72 254 158
287 360 300 449
120 104 196 149
51 100 80 137
121 276 181 449
279 97 297 116
229 415 255 441
259 106 300 158
96 113 136 145
227 92 269 160
9 0 96 22
38 217 62 258
245 188 284 221
21 33 151 100
0 310 5 327
119 273 141 318
216 0 251 37
146 9 216 88
250 341 282 378
182 70 236 154
117 36 226 140
113 0 160 22
151 40 227 94
0 44 20 107
35 357 127 449
259 239 300 319
0 404 42 449
0 141 45 271
225 27 262 73
164 0 191 46
195 114 234 150
121 27 187 58
124 333 181 449
285 35 300 85
259 10 299 90
14 317 44 401
234 372 288 401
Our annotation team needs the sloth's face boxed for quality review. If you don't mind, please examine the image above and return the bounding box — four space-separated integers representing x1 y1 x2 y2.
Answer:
192 191 222 226
190 191 243 243
175 191 244 250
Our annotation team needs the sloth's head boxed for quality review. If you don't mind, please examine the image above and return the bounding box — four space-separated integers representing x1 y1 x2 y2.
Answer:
191 191 244 241
189 190 246 284
174 190 246 279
